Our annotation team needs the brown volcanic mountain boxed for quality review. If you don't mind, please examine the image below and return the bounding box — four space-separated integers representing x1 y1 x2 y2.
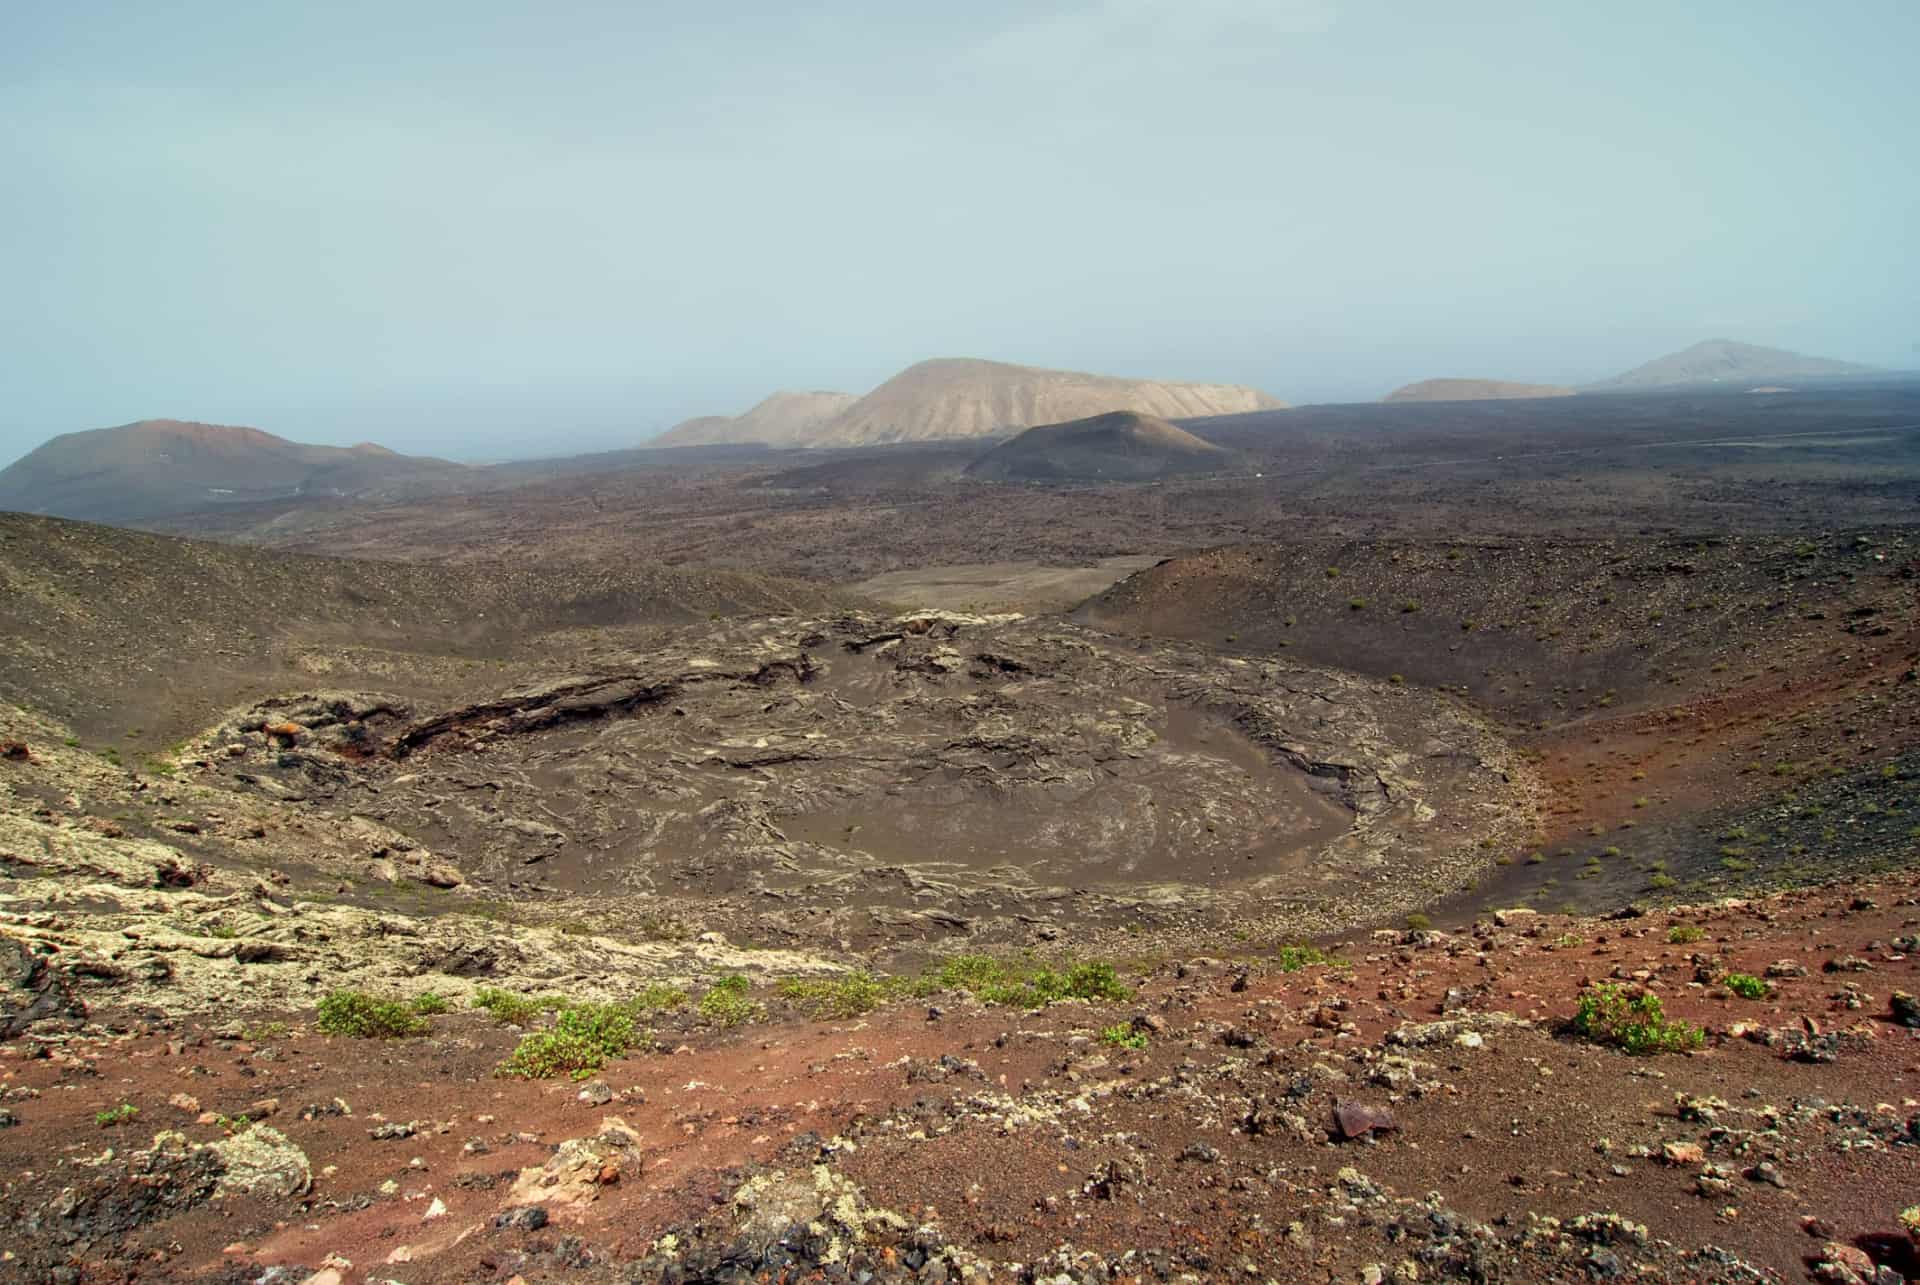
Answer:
963 410 1233 482
652 415 738 446
1384 378 1576 403
655 390 858 447
802 358 1286 447
0 419 468 524
1590 338 1876 390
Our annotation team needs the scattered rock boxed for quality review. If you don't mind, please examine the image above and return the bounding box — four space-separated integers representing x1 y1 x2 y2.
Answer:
209 1125 311 1198
419 859 465 888
495 1204 550 1230
1333 1100 1398 1142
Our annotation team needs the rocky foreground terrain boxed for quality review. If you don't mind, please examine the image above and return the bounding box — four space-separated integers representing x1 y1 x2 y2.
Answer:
1 589 1916 1281
4 763 1920 1285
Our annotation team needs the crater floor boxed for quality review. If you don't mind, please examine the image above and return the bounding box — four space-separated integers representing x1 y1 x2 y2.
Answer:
193 611 1535 951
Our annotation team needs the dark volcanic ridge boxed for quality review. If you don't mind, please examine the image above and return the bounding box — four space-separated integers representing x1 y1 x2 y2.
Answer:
0 419 471 523
0 511 850 746
963 410 1234 482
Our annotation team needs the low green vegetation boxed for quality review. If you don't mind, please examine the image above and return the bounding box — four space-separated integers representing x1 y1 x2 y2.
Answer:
472 987 563 1026
776 971 893 1020
96 1103 139 1127
1404 911 1432 932
1666 924 1705 945
632 983 690 1013
1273 944 1335 972
497 1001 638 1080
698 974 764 1027
1569 983 1703 1056
922 955 1132 1008
317 989 431 1038
1723 972 1769 1000
1099 1022 1148 1050
409 991 450 1015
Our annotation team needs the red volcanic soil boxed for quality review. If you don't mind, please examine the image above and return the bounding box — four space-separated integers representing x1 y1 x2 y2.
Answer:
8 876 1920 1282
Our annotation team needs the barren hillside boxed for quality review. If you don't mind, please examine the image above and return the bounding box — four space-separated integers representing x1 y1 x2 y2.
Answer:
964 409 1233 481
1592 339 1875 389
0 419 470 523
802 357 1286 447
655 390 858 447
1384 377 1575 402
0 512 848 745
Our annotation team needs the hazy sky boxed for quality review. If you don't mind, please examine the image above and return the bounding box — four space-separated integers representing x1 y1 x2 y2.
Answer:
3 1 1915 461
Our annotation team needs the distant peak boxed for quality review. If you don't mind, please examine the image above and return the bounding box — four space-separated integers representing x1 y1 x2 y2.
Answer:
1592 338 1875 389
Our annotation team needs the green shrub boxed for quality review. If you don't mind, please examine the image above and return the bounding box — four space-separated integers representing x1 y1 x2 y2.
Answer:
472 987 557 1026
1273 945 1334 972
317 990 430 1038
1667 924 1705 945
922 954 1133 1009
698 975 764 1027
631 983 689 1013
497 1001 637 1080
410 991 450 1015
1404 912 1432 932
1099 1022 1148 1050
1723 972 1769 1000
1569 983 1702 1055
777 971 895 1019
1646 873 1679 890
96 1103 139 1127
1060 961 1131 1001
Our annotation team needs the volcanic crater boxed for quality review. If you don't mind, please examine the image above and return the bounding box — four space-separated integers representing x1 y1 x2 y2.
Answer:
193 610 1533 950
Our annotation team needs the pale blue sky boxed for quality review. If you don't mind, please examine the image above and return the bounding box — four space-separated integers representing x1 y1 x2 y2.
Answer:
3 1 1915 460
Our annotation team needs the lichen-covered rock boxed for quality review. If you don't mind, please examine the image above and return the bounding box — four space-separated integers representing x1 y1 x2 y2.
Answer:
209 1124 311 1198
